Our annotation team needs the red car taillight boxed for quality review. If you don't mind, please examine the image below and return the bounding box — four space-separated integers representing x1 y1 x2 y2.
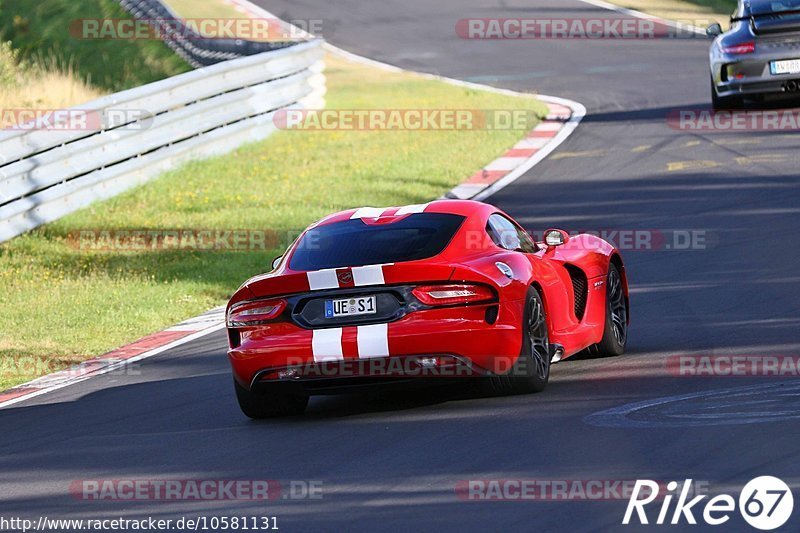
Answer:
721 41 755 55
226 298 287 327
412 284 496 306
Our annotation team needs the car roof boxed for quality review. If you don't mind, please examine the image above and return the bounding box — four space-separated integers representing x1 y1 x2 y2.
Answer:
310 199 496 228
744 0 800 15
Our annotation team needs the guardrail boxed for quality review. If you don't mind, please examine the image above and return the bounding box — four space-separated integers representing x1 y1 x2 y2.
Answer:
120 0 295 67
0 39 326 243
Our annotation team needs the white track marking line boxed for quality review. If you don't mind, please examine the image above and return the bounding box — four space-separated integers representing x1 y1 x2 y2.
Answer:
322 45 587 202
535 122 563 132
575 0 706 35
0 322 225 410
3 1 588 408
473 95 585 202
231 0 586 202
514 138 550 149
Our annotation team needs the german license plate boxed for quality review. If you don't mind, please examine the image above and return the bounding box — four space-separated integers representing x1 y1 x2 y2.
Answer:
770 59 800 75
324 296 377 318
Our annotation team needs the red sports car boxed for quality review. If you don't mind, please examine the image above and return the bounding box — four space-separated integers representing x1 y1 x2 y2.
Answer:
226 200 629 418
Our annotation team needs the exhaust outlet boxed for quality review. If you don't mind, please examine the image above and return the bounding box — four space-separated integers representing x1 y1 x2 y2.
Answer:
550 344 565 364
784 80 798 92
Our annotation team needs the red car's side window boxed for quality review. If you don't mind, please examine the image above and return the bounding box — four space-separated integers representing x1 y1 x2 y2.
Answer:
486 214 537 253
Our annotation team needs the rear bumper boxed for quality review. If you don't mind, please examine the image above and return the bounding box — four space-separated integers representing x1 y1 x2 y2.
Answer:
713 55 800 98
715 76 800 98
228 300 524 391
250 356 482 395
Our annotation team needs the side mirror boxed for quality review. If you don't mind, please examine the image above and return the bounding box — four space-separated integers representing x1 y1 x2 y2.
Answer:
271 255 283 270
706 23 723 37
543 228 569 248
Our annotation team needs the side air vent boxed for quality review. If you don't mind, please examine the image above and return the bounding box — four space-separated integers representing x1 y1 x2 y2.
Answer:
563 264 588 321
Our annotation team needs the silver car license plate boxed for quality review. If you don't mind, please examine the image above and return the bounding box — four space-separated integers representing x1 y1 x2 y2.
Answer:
324 296 377 318
770 59 800 75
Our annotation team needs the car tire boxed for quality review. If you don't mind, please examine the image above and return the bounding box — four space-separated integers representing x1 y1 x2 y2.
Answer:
589 263 628 357
234 379 309 419
489 287 550 394
711 77 743 110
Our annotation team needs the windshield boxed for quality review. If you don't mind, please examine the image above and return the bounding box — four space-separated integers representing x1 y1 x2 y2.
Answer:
289 213 466 271
750 0 800 15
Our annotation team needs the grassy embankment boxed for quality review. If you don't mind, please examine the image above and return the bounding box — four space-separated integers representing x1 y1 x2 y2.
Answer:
0 0 189 94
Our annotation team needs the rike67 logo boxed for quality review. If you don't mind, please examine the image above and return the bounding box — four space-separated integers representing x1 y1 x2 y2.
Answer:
624 477 793 530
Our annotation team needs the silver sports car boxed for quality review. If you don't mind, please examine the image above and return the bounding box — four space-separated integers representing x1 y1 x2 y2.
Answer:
708 0 800 109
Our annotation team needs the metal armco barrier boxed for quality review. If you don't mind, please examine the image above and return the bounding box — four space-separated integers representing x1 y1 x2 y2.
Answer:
119 0 296 67
0 39 326 243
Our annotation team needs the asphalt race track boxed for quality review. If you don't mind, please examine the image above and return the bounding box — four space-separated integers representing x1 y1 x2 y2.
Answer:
2 0 800 531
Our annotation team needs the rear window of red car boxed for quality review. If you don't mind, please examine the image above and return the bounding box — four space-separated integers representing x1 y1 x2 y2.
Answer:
289 213 466 271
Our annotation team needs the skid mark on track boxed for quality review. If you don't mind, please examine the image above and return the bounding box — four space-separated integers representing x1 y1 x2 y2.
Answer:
585 382 800 428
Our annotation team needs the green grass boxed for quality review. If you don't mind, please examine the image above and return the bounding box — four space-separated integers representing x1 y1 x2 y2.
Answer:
679 0 736 16
0 0 190 92
0 53 546 390
164 0 247 20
